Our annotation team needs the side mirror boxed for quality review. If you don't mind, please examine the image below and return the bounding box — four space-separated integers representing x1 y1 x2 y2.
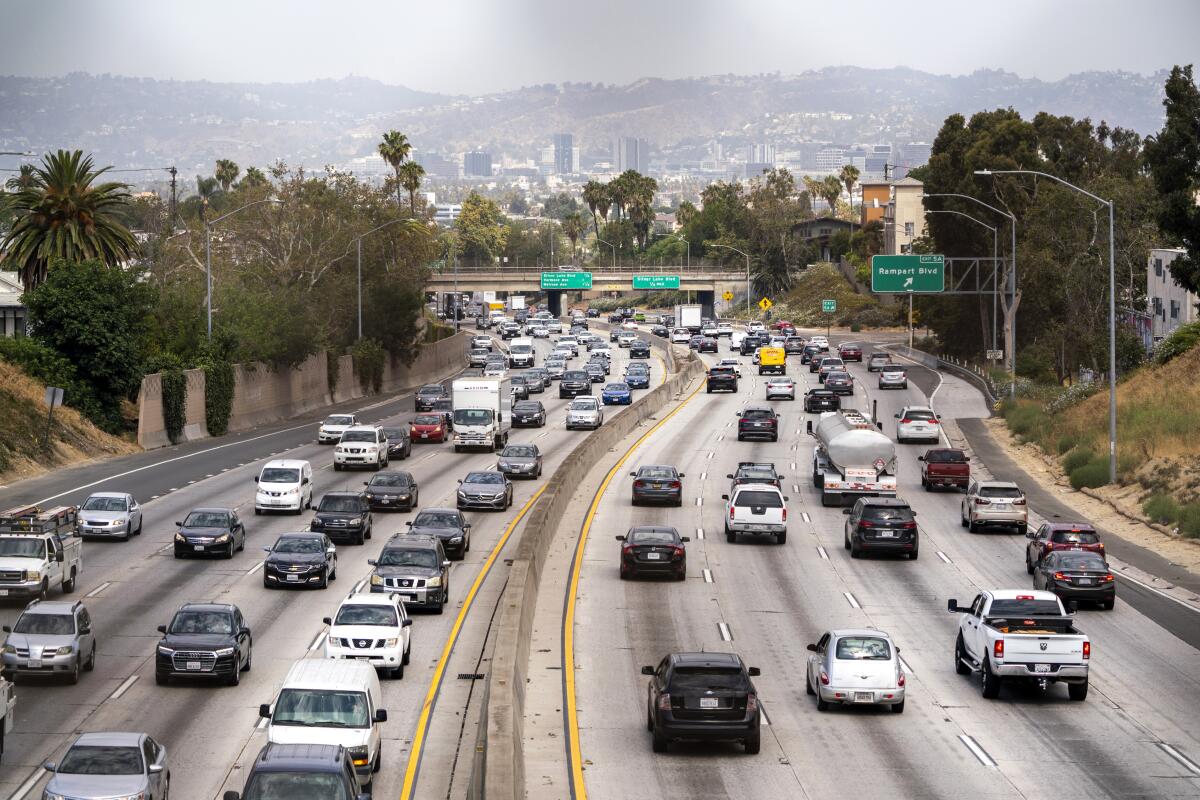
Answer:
1025 529 1036 539
374 709 388 723
877 422 883 431
174 521 182 527
253 476 259 483
259 703 272 719
721 494 729 500
628 471 636 477
322 617 332 625
726 474 734 479
367 559 377 566
263 547 272 553
43 762 57 773
303 477 310 485
0 625 9 633
806 643 818 652
640 666 655 675
614 535 625 541
149 764 164 775
464 522 472 529
157 624 167 634
747 667 761 676
841 508 851 515
224 792 241 800
55 550 64 562
405 521 413 527
917 455 925 462
681 537 690 542
947 599 960 613
457 479 463 484
402 619 413 627
894 413 900 419
442 560 451 567
806 421 813 435
363 481 369 486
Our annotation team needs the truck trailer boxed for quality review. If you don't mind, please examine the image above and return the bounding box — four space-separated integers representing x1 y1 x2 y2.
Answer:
808 409 897 507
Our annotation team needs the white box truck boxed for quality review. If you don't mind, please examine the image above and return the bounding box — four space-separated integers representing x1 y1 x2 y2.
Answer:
452 377 513 451
674 303 703 333
508 295 526 312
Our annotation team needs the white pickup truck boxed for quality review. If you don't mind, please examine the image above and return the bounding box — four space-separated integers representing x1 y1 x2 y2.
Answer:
949 589 1090 701
0 505 84 599
721 483 789 545
0 673 13 763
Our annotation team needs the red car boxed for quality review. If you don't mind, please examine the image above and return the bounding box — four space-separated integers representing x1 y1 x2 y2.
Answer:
409 414 447 443
1025 522 1105 573
837 343 863 362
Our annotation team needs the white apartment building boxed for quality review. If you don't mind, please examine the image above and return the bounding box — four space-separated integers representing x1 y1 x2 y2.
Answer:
1147 247 1198 342
882 177 927 255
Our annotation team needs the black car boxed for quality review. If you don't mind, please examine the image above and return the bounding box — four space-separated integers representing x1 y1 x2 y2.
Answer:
650 325 669 338
823 371 855 396
415 384 447 411
727 462 783 490
585 362 606 383
1032 550 1116 609
630 340 651 358
363 470 419 512
510 376 531 400
706 366 738 393
608 313 624 323
262 532 337 589
800 344 822 364
224 743 361 800
587 308 600 318
560 369 591 398
406 508 471 560
512 400 548 427
457 471 513 511
630 465 685 506
740 336 764 356
155 602 251 686
698 337 719 354
587 355 611 374
642 652 761 754
843 498 918 559
369 534 450 612
736 405 779 442
174 507 245 559
497 443 543 479
625 369 651 389
804 388 841 413
524 368 548 392
309 492 373 544
617 525 689 580
381 427 411 461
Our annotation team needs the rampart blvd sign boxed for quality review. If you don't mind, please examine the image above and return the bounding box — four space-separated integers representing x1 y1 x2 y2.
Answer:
870 255 945 293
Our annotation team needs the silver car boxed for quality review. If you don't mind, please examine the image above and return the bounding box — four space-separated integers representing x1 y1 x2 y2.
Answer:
497 443 543 479
961 480 1028 534
2 599 97 683
764 376 796 400
545 359 567 380
43 731 169 799
806 628 906 713
878 368 908 390
566 397 604 430
77 492 142 539
895 405 941 444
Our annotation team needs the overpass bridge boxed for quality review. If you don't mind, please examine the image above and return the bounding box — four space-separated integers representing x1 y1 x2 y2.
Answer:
427 264 748 316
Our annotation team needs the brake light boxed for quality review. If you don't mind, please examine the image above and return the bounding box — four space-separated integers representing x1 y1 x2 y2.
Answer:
1053 571 1067 581
898 672 906 687
900 419 911 424
1102 573 1115 582
859 520 874 528
622 545 634 556
668 481 681 489
658 693 671 710
672 546 685 558
729 505 736 520
1097 542 1105 550
902 521 917 529
633 480 645 488
975 498 991 506
1013 497 1026 506
993 640 1004 659
929 419 939 424
1082 641 1090 659
782 507 787 521
746 693 758 712
819 671 830 685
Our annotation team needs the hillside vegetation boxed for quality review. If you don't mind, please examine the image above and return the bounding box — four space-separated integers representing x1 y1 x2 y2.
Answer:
731 262 899 328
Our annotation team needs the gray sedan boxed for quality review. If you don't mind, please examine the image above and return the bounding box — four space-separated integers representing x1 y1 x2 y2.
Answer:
77 492 143 540
43 731 169 799
497 444 543 479
456 471 513 511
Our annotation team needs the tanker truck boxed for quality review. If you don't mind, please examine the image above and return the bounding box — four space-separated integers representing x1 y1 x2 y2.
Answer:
807 408 897 507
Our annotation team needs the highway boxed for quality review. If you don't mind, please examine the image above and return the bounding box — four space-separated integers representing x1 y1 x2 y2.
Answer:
0 328 666 800
565 332 1200 800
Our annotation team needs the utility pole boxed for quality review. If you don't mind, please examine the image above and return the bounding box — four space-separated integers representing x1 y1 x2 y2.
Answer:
168 166 178 224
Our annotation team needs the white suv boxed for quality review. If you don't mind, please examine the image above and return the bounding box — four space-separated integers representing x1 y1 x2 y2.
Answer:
318 414 358 444
335 426 388 471
722 483 788 544
894 406 941 444
324 592 413 679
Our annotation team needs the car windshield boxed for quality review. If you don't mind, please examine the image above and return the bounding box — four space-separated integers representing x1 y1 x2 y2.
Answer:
243 772 352 800
502 445 536 458
335 604 398 627
260 468 300 483
453 409 493 426
57 745 143 775
605 384 629 392
639 467 677 479
737 469 775 482
835 636 892 660
564 371 588 380
988 599 1063 616
734 491 783 508
170 610 233 635
378 548 439 568
369 473 411 488
14 613 74 635
1051 530 1100 545
742 409 774 420
419 385 444 396
318 496 362 513
183 511 230 527
466 472 504 484
273 537 324 554
925 450 966 463
413 512 461 528
514 403 540 412
382 428 405 440
821 359 844 368
903 409 936 421
340 431 375 443
413 415 442 426
0 538 45 558
569 401 597 411
273 689 369 729
324 416 354 427
668 666 749 692
81 496 127 512
1053 553 1108 570
862 506 913 522
628 529 677 544
980 485 1023 498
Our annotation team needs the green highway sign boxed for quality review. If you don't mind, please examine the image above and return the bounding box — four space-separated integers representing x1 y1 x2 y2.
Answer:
870 255 945 293
822 299 837 313
632 274 681 290
540 271 593 290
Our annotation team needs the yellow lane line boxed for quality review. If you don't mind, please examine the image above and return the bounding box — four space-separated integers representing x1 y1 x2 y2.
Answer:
400 482 549 800
563 374 706 799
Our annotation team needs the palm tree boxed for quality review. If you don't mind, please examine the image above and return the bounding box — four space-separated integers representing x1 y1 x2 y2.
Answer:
378 130 412 208
582 180 605 233
608 175 628 222
398 161 425 215
214 159 240 192
241 166 269 189
5 164 36 192
628 197 653 250
595 185 612 227
821 175 843 215
563 212 584 263
838 164 860 211
0 150 138 290
195 176 219 224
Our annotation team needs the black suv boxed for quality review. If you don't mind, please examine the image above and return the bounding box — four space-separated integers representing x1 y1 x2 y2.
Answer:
843 497 919 560
706 366 739 393
559 370 591 398
800 344 822 364
414 384 446 411
804 388 841 413
155 602 252 686
740 335 764 356
310 492 373 544
736 405 779 442
727 462 783 489
629 340 651 358
642 652 762 754
369 535 451 613
784 336 806 354
223 743 364 800
363 470 419 512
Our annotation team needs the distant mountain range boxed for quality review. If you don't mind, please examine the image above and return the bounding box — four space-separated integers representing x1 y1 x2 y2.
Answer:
0 67 1171 178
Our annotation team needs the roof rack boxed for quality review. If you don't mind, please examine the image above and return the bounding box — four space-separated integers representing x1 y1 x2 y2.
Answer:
0 505 79 535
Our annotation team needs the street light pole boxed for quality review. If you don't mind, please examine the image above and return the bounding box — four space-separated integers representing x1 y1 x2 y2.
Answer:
975 169 1119 483
204 198 282 339
596 237 616 270
924 209 999 351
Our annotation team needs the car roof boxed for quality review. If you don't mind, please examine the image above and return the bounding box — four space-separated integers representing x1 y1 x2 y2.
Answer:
828 628 892 640
186 506 235 514
253 743 348 772
384 534 442 548
21 600 80 615
72 731 145 748
733 482 783 493
628 525 680 535
320 491 362 499
858 497 911 507
669 652 743 668
263 459 309 469
177 602 237 614
278 531 324 539
282 658 378 692
85 491 128 498
1045 521 1096 531
977 480 1021 489
338 592 399 608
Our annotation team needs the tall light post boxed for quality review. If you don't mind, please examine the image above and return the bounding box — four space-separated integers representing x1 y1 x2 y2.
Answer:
0 151 34 156
924 209 999 351
205 198 281 339
710 244 751 316
595 237 616 270
354 219 419 340
976 168 1118 483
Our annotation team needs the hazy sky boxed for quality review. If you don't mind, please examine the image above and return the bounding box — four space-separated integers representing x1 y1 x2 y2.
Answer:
3 0 1197 95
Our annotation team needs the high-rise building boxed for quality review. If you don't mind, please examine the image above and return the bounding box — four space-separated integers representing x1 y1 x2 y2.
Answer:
745 143 776 165
413 151 457 178
614 137 650 173
553 133 574 174
463 151 493 177
898 142 933 168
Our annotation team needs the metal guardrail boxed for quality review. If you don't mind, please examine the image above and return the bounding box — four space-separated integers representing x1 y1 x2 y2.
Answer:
431 262 743 277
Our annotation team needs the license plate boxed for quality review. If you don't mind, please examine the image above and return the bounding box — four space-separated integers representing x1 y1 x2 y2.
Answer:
652 483 662 489
1034 663 1051 673
29 659 41 668
420 434 428 439
646 552 662 560
854 692 873 703
286 574 299 582
187 661 202 671
699 697 719 709
381 498 390 504
748 524 769 531
878 531 896 538
1077 578 1094 585
194 545 205 551
402 593 417 601
0 590 7 597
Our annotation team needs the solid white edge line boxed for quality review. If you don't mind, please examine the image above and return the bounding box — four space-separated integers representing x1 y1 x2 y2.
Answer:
695 497 702 506
84 581 112 598
6 767 44 800
936 551 953 564
1114 569 1200 615
792 484 799 492
958 734 998 767
702 569 713 583
256 715 269 730
760 704 770 726
718 622 732 642
843 591 861 609
817 546 829 560
108 674 139 701
696 528 704 540
1158 742 1200 776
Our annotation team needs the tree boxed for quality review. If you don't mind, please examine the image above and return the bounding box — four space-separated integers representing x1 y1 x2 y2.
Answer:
215 159 240 193
582 180 606 233
0 150 139 290
378 130 412 208
241 166 269 189
398 161 426 215
820 175 843 213
563 212 585 262
195 175 218 223
839 164 860 210
1145 65 1200 295
5 164 36 192
455 192 508 264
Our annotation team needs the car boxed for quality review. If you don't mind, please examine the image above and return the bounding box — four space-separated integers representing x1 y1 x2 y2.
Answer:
894 405 941 444
843 497 918 559
715 358 743 377
363 470 419 512
688 334 704 350
650 324 669 338
617 331 639 348
816 356 845 382
1032 550 1115 609
559 369 591 398
530 325 550 338
223 743 362 800
334 425 388 471
406 508 472 559
377 426 412 461
878 367 908 390
610 327 623 342
254 459 313 515
622 319 639 330
43 732 169 800
262 532 337 589
803 388 841 413
630 340 651 358
616 525 689 580
76 492 143 540
919 448 970 491
566 396 604 429
838 343 863 362
747 321 765 333
698 336 719 353
498 443 543 479
318 413 358 444
1 599 96 683
723 483 788 543
764 376 795 400
823 371 855 396
867 352 894 372
369 535 450 612
630 465 685 506
500 322 521 339
510 375 531 400
410 414 448 443
717 322 734 337
783 335 806 354
545 359 566 380
556 336 580 356
707 366 739 393
457 471 513 511
587 354 611 374
512 400 547 427
590 342 613 359
155 601 252 686
602 382 634 405
809 335 829 351
727 462 783 490
585 362 607 383
323 592 413 678
468 347 490 368
736 404 779 441
174 507 246 558
805 629 905 713
526 367 551 389
475 316 491 330
587 308 600 318
415 384 448 411
624 368 651 389
1025 521 1104 571
800 344 822 364
309 492 373 545
470 335 492 351
961 480 1028 534
483 359 507 377
670 328 692 344
642 652 762 754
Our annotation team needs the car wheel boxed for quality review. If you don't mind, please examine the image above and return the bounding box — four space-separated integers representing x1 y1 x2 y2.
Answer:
806 672 815 695
776 531 787 545
394 659 405 680
67 655 80 685
135 518 143 536
1025 554 1035 575
954 634 972 675
968 518 979 533
63 566 76 593
155 670 169 686
850 540 861 559
403 642 411 666
909 547 918 560
226 660 241 687
243 646 252 672
980 657 1001 699
318 569 329 589
744 729 761 754
334 463 342 471
85 642 96 671
1068 678 1089 701
1102 598 1115 610
651 724 669 753
816 694 829 712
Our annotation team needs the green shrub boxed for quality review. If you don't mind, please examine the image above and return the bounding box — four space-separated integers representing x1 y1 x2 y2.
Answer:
850 323 862 332
1154 320 1200 365
201 359 235 437
1056 435 1078 455
1178 503 1200 538
1061 448 1095 473
160 367 186 445
1068 456 1110 490
352 338 385 394
1143 494 1180 525
1005 403 1047 439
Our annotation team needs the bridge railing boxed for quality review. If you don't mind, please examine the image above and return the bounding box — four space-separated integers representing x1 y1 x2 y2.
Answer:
431 259 742 276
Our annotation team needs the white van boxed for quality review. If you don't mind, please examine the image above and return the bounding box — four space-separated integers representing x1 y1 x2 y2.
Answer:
508 337 535 368
260 659 387 788
254 459 313 515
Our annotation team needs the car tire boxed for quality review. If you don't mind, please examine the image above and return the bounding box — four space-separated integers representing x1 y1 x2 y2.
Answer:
1102 598 1115 610
373 750 382 773
394 659 405 680
744 729 761 755
63 567 76 593
954 634 971 675
776 532 786 545
980 657 1001 699
67 655 81 685
909 547 918 560
806 673 816 695
334 463 343 471
227 661 241 687
83 641 96 671
651 725 669 753
318 569 329 589
816 694 829 712
243 646 252 672
155 670 169 686
850 540 861 559
1068 678 1089 701
968 519 980 533
1025 555 1035 575
135 519 143 536
403 642 411 666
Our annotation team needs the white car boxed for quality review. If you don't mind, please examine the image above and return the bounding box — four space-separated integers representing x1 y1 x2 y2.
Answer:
747 321 766 333
484 362 507 377
566 397 604 430
470 335 492 350
806 629 905 713
622 319 639 330
717 322 734 337
324 592 413 679
617 331 638 348
809 335 829 351
722 483 788 544
716 358 742 377
701 323 720 338
545 319 563 334
254 459 313 514
318 413 358 444
895 406 941 444
671 328 692 344
878 368 908 389
555 337 580 356
729 331 746 351
765 376 796 400
530 325 550 338
335 426 388 470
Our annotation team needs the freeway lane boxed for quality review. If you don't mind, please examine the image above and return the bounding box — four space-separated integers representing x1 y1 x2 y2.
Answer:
0 330 666 800
569 339 1200 800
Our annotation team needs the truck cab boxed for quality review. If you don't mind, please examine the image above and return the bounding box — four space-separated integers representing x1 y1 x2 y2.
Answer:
0 505 84 599
452 377 513 451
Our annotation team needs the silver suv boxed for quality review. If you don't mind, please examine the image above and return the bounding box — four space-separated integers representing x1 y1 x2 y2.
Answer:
2 599 96 683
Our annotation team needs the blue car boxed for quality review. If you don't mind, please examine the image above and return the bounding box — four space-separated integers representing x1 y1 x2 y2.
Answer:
602 382 633 405
625 370 650 389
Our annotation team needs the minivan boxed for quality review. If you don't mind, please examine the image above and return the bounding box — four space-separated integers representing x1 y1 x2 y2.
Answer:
254 460 313 515
260 659 387 789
